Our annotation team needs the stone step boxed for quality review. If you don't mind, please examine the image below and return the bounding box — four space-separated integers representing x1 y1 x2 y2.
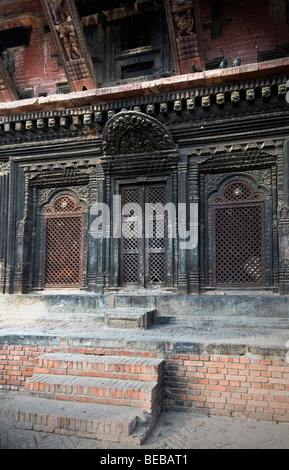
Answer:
171 315 289 329
0 394 153 444
23 374 161 410
104 308 156 329
35 353 164 381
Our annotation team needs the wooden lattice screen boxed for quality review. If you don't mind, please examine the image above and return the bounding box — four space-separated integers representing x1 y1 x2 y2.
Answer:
213 181 265 287
44 195 84 288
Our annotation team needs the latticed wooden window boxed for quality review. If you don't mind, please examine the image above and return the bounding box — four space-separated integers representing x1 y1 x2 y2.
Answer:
212 181 265 287
43 195 85 288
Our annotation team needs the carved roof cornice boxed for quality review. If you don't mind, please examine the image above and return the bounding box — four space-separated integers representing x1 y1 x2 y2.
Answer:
0 68 287 146
0 58 288 115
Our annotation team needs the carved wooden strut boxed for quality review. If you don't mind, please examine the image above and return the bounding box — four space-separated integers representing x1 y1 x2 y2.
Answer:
41 0 97 92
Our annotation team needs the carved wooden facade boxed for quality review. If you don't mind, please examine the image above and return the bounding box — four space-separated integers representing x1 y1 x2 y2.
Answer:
0 69 288 296
0 1 289 297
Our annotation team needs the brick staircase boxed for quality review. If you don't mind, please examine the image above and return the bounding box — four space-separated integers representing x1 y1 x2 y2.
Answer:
1 352 164 444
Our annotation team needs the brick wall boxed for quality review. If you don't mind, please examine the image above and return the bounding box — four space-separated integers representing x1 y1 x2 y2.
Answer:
1 345 289 423
199 0 289 66
1 0 66 96
2 0 289 97
164 354 289 422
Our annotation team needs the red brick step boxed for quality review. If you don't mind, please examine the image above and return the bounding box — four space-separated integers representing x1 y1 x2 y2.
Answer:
4 352 164 444
0 393 152 444
23 373 161 410
35 352 164 382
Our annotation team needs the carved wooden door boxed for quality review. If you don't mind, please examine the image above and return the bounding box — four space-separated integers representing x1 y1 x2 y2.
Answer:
120 183 168 288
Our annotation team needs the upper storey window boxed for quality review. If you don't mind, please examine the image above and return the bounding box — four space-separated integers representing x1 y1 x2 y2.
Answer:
0 26 31 52
83 5 173 86
121 14 153 50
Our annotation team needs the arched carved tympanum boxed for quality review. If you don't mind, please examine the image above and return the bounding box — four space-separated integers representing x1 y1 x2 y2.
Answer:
102 111 176 156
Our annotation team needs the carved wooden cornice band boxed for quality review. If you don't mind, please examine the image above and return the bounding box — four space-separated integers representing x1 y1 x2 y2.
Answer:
0 74 287 144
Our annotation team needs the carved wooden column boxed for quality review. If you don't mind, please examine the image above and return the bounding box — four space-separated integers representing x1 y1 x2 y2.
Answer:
88 164 106 293
21 170 34 293
188 161 200 293
105 173 112 289
0 163 10 293
177 156 188 293
41 0 97 92
164 0 205 74
5 161 26 293
11 168 33 294
279 139 289 294
5 161 16 294
199 172 206 289
28 187 38 290
0 57 18 102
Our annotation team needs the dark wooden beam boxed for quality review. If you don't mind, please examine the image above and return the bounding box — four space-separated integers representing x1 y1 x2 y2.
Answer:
164 0 181 75
193 0 206 70
81 1 159 27
164 0 204 75
0 57 19 102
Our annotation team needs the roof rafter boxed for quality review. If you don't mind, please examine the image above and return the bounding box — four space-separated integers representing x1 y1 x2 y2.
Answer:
0 57 19 102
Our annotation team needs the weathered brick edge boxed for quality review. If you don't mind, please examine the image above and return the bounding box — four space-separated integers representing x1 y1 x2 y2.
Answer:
1 345 289 423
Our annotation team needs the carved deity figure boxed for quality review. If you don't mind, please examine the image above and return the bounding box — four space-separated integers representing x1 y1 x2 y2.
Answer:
49 0 82 61
55 17 82 60
174 9 194 36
